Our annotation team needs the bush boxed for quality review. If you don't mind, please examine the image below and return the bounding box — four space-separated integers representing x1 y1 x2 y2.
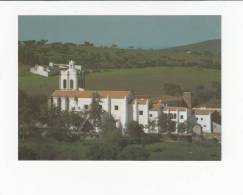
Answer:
49 128 68 142
118 145 149 160
85 141 120 160
141 134 160 145
127 121 144 138
19 145 37 160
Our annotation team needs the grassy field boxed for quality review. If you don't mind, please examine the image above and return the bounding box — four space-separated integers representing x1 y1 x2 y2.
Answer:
19 139 221 160
19 66 220 97
146 141 220 160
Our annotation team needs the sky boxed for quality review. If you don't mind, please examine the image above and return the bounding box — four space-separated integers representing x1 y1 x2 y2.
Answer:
19 15 221 49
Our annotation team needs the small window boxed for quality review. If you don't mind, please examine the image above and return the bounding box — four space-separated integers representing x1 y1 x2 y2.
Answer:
204 125 206 127
149 114 152 117
114 105 119 110
84 105 88 109
70 79 74 89
201 118 203 121
180 115 184 119
196 117 198 121
173 113 176 119
63 79 66 89
139 111 143 115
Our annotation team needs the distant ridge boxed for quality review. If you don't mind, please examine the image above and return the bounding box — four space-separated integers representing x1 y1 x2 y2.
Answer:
18 39 221 70
163 39 221 54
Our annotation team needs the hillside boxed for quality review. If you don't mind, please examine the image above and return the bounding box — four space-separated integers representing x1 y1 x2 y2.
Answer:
19 65 221 107
18 39 221 70
163 39 221 54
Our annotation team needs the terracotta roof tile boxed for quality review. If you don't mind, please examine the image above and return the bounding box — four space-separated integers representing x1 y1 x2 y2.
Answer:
163 106 187 111
150 104 187 111
152 96 182 102
193 108 214 115
52 90 131 99
131 98 148 105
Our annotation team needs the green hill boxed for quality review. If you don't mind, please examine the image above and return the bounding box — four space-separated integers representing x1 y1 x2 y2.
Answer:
18 39 221 70
164 39 221 54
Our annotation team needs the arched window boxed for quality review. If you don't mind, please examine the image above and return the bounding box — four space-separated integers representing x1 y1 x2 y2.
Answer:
70 79 74 89
63 79 66 89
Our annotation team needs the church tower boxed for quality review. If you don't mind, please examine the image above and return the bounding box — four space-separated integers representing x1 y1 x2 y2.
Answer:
59 60 78 90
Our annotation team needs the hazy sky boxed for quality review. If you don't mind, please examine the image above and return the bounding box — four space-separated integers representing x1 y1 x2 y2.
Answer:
19 16 221 49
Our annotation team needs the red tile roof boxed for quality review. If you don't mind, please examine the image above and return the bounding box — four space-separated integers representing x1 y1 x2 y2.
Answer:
193 108 214 115
131 98 148 105
150 104 187 111
52 90 131 99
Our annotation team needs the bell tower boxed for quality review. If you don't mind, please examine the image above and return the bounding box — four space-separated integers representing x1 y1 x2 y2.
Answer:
60 60 78 90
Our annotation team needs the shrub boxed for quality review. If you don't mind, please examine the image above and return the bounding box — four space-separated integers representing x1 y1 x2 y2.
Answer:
18 145 37 160
141 134 160 145
85 142 120 160
127 121 144 138
118 145 149 160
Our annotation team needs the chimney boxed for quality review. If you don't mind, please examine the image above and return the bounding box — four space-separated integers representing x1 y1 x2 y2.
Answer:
183 92 192 109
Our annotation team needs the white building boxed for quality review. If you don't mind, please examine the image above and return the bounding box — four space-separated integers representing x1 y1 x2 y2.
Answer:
30 65 50 77
192 108 214 133
148 104 190 134
50 60 219 134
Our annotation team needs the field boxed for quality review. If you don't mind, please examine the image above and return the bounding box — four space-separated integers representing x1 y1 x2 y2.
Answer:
19 139 221 160
19 66 220 97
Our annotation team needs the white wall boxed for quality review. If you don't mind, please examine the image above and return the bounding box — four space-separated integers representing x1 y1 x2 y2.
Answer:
60 68 78 90
161 109 188 123
148 110 160 134
52 96 128 129
30 65 48 77
194 114 212 133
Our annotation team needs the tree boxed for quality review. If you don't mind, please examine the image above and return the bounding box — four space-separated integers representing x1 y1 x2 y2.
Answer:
148 120 157 134
178 122 186 134
100 112 116 132
158 113 168 133
127 121 144 138
158 112 176 134
82 41 94 47
111 44 118 48
88 92 103 129
211 111 221 124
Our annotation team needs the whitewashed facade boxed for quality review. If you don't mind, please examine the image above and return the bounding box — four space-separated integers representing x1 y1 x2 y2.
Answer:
50 60 219 134
30 65 49 77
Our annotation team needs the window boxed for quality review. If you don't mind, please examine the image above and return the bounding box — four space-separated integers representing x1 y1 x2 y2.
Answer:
149 114 153 117
63 79 66 89
196 117 198 121
169 113 173 119
114 105 119 110
173 113 176 119
70 79 74 89
204 125 206 127
139 111 143 115
84 105 88 109
201 118 203 121
180 115 184 119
